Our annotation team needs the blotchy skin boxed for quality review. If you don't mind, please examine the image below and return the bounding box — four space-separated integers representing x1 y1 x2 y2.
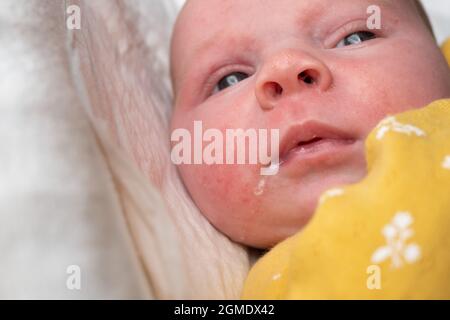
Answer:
170 0 450 248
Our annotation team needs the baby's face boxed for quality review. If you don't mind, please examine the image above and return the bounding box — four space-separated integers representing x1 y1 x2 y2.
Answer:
170 0 450 248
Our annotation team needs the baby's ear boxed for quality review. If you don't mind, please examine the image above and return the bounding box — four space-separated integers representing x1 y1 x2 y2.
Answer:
443 38 450 67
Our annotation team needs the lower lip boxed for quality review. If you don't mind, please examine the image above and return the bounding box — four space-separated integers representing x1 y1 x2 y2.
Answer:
281 138 357 168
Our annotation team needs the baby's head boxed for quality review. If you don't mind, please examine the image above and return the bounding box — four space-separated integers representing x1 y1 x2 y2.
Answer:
170 0 450 248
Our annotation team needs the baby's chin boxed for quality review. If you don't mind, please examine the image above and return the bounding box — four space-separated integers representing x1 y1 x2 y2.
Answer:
241 153 367 248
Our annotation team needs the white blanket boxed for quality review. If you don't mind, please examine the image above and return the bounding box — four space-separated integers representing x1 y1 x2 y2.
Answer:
0 0 253 299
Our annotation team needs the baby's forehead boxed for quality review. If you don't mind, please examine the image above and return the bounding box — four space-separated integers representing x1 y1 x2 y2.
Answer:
171 0 408 45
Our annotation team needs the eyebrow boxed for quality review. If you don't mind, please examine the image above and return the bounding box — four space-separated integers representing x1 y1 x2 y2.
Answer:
179 0 368 72
190 31 258 65
175 31 258 95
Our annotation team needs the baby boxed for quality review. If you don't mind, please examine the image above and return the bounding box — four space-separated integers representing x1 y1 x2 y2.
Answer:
170 0 450 251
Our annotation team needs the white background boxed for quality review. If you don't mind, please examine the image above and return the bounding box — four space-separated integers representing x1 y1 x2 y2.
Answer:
422 0 450 44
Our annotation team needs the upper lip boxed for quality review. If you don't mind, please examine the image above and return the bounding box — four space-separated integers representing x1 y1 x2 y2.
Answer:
279 120 355 163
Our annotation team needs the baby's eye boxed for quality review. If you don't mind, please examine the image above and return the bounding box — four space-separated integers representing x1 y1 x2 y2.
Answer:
336 31 376 48
214 72 249 93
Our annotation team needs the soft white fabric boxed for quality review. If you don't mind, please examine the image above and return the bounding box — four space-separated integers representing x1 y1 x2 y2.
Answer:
0 0 253 299
0 0 150 299
69 0 253 299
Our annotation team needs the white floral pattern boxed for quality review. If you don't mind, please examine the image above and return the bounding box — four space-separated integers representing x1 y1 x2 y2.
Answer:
319 188 344 205
371 211 421 268
272 273 282 281
442 155 450 170
375 116 426 140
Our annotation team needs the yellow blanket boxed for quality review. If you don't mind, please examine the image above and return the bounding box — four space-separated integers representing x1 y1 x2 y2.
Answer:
242 40 450 299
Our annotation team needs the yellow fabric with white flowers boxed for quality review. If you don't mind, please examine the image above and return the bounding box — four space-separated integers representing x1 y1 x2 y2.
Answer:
242 40 450 299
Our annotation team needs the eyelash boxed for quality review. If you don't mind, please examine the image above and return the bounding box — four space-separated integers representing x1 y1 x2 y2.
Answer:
207 26 380 97
326 19 381 48
335 30 377 48
204 64 253 97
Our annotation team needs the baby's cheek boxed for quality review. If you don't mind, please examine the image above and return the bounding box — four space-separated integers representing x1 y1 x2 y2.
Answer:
180 162 262 232
204 164 259 205
335 39 449 139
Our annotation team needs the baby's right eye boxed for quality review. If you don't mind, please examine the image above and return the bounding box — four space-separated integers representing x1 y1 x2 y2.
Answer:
214 72 249 93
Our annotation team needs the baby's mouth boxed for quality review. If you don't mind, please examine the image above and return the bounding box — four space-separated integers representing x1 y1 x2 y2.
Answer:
296 136 326 151
279 121 356 166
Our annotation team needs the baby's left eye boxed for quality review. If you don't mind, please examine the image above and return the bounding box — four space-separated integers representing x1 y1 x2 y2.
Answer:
336 31 377 48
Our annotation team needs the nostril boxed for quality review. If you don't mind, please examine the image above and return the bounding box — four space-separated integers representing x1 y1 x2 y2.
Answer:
275 83 283 95
304 75 314 84
264 82 283 98
298 71 315 85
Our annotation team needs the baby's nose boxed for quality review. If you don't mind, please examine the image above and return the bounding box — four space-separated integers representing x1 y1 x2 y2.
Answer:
255 49 332 110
